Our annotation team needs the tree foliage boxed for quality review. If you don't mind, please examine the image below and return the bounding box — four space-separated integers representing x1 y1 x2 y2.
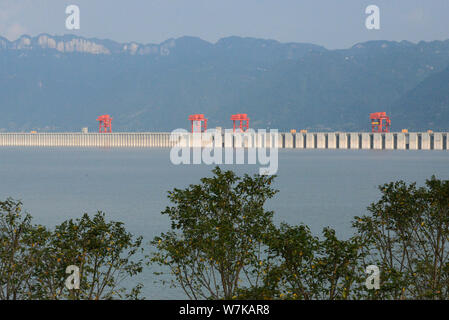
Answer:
152 169 449 300
354 176 449 299
3 170 449 300
0 200 143 300
0 198 47 299
259 224 367 300
150 166 278 299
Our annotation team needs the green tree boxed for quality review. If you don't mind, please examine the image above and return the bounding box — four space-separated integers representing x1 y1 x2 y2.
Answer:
34 212 144 300
0 198 49 300
258 224 367 300
0 199 144 300
150 167 278 299
353 176 449 299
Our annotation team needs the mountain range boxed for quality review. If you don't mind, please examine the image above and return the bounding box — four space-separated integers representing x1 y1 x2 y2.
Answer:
1 34 449 132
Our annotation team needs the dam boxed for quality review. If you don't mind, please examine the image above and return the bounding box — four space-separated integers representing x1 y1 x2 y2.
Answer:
0 132 447 150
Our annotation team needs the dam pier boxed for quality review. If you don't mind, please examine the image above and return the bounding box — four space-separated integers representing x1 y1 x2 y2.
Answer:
0 131 448 150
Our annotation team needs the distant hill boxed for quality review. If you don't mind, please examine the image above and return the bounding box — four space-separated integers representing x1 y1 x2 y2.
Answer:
391 65 449 131
0 34 449 132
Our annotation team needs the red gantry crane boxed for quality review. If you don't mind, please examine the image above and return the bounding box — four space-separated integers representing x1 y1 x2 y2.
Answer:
370 112 391 133
188 114 208 133
230 114 250 132
97 114 113 133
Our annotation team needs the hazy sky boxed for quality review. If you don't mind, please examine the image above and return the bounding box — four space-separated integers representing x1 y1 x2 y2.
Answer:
0 0 448 49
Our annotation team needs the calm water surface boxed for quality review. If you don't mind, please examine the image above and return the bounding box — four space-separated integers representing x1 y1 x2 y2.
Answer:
0 148 448 298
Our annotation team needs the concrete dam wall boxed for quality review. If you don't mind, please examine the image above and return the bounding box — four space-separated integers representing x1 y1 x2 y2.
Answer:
0 132 448 150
